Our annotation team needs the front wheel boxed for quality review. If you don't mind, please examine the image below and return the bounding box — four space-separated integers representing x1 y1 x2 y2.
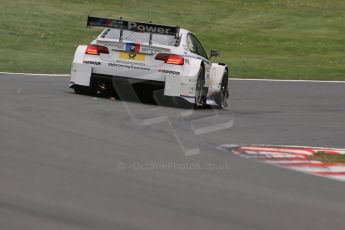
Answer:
215 72 229 109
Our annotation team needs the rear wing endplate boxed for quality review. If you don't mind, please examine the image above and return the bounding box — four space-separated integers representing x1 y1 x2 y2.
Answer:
87 16 180 39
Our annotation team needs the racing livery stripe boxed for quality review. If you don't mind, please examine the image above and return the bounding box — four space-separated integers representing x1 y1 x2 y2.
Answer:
219 145 345 182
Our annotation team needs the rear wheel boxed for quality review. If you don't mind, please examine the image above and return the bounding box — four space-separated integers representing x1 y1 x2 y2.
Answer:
215 71 229 109
194 65 206 108
73 85 90 95
73 76 111 96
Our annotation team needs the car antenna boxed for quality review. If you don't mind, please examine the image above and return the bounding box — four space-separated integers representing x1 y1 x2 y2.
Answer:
148 19 153 46
119 16 123 43
146 2 153 46
146 0 151 22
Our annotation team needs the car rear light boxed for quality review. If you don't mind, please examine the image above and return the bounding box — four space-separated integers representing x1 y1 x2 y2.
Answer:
155 53 184 65
85 44 109 55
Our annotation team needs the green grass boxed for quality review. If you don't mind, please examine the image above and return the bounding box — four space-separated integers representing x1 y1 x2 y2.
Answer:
1 0 345 80
309 152 345 163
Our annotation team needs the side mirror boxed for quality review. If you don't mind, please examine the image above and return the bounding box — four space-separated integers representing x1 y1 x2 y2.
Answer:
210 50 220 59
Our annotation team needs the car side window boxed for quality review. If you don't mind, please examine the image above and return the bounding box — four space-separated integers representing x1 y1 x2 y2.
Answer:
186 34 197 53
187 33 208 59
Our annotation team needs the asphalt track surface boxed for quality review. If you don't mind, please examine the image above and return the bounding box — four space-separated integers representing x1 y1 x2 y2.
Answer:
1 73 345 230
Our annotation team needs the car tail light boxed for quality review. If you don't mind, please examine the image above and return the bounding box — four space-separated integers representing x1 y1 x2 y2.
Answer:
155 53 184 65
85 44 109 55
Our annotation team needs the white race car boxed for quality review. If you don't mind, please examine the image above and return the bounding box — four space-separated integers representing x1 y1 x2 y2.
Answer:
70 16 229 108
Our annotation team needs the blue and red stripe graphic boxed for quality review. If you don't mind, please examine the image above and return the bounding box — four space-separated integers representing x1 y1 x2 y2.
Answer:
125 43 141 53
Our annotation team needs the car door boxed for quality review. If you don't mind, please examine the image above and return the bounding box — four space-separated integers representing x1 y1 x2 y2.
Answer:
186 33 211 85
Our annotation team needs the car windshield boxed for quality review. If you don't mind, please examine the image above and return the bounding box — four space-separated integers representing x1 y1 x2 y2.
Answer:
101 29 177 46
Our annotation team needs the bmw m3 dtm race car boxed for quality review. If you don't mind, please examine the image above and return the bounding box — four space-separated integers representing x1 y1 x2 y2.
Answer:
70 16 229 108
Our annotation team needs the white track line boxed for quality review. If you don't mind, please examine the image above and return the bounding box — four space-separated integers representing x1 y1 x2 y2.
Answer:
328 176 345 182
0 72 69 77
286 165 345 173
0 72 344 83
230 78 345 83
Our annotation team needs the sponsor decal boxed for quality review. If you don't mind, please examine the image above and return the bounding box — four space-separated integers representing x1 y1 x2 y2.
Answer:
108 63 150 71
89 17 126 29
119 51 146 61
116 60 145 66
83 61 101 65
119 43 145 61
140 46 169 54
108 63 131 69
158 69 180 75
97 40 125 49
132 66 150 71
128 22 171 34
125 43 141 53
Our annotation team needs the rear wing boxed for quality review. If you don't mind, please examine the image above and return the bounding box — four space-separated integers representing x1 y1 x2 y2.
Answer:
87 16 180 39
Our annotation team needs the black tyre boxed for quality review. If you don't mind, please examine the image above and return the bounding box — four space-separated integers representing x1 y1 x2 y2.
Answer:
73 85 94 95
215 71 229 109
194 65 206 108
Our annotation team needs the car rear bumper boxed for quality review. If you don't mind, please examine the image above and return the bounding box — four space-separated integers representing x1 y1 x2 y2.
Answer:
92 73 166 92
